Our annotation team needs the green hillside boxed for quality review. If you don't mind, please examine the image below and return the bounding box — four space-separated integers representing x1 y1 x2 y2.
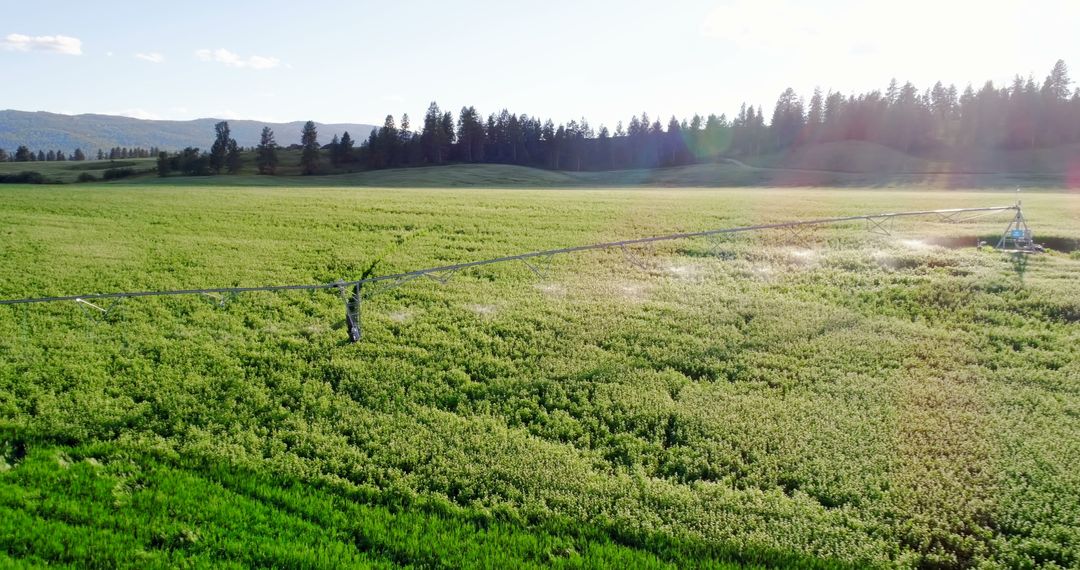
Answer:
3 140 1077 189
0 158 158 183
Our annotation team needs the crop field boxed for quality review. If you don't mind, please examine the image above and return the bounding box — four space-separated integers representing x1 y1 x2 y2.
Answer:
1 184 1079 568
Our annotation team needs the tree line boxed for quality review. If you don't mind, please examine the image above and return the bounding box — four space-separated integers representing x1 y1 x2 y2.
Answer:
298 59 1077 173
145 59 1080 177
0 146 161 163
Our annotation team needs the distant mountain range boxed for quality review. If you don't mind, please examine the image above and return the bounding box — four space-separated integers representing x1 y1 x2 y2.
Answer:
0 110 378 152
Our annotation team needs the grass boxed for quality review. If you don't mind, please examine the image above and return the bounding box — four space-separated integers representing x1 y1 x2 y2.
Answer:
0 158 157 183
3 434 802 569
130 159 1077 189
1 184 1079 567
5 142 1078 188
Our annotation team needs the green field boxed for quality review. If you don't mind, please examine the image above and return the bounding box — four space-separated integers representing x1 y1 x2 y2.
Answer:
3 144 1077 189
1 182 1079 568
0 158 158 184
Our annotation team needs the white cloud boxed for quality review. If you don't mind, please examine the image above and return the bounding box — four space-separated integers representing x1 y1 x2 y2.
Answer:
195 48 280 70
1 33 82 55
135 52 164 63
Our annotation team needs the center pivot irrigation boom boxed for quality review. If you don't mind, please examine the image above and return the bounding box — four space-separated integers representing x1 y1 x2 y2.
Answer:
1 204 1031 342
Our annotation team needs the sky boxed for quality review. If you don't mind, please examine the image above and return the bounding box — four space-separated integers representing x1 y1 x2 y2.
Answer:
2 0 1077 129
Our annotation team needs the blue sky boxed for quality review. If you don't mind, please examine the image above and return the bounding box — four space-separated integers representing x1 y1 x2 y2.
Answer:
3 0 1076 128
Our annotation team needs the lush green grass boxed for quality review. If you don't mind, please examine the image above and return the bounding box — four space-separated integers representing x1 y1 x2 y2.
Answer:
1 185 1079 567
0 158 157 183
117 160 1079 190
4 434 812 569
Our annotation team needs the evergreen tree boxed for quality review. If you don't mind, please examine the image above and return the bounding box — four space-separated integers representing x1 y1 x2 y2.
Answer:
376 115 399 167
457 106 485 162
73 148 86 161
339 131 354 164
209 121 232 174
14 146 30 162
397 115 412 165
507 114 524 163
441 111 456 159
156 151 170 177
770 87 805 150
256 126 279 175
421 102 449 163
329 134 341 167
665 116 683 165
363 128 379 167
299 121 320 175
597 125 612 169
225 138 242 174
175 147 210 175
1042 59 1071 100
806 88 824 142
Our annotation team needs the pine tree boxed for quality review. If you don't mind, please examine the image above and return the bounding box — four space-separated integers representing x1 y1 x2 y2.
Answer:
156 151 170 177
329 134 341 167
665 116 683 165
209 121 232 174
1042 59 1071 100
256 126 279 175
806 88 824 142
299 121 320 175
225 138 242 174
378 115 400 167
15 146 30 162
457 106 485 162
441 111 455 160
597 125 612 169
421 102 448 163
339 131 354 164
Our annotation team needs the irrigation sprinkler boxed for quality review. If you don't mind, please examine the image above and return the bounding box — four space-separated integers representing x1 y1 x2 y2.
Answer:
0 204 1030 343
343 283 362 343
996 202 1039 252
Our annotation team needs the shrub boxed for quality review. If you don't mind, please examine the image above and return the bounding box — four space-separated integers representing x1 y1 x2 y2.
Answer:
0 171 46 184
102 168 136 181
76 172 99 183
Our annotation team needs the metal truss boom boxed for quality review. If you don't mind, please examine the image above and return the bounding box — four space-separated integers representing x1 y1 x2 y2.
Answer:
0 204 1019 308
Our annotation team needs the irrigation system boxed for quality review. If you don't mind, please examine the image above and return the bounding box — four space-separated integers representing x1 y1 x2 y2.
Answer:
1 203 1035 342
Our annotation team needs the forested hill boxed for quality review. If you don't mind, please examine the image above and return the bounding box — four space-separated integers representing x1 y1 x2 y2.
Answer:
0 110 375 153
